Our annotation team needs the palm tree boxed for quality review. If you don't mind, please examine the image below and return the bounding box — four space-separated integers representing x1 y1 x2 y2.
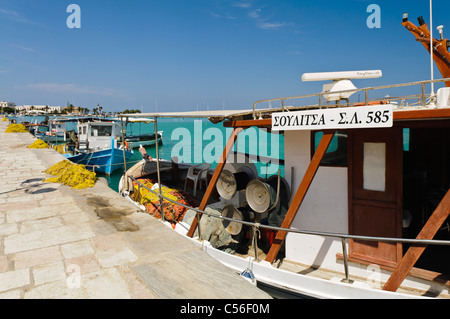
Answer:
66 104 74 114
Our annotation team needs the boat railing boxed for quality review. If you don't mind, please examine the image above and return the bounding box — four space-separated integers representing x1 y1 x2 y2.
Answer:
127 175 450 284
252 77 450 119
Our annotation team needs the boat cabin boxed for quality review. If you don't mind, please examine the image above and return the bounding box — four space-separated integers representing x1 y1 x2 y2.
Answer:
121 72 450 297
77 121 122 151
190 73 450 294
49 120 67 139
283 113 450 275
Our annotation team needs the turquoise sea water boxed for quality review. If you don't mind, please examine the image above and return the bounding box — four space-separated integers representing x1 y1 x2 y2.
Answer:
12 115 284 192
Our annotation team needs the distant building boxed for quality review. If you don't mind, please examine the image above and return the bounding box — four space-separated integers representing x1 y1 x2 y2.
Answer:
16 105 62 113
62 106 83 115
0 101 16 110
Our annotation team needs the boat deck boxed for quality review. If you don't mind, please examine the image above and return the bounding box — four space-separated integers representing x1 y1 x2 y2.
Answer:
0 120 271 299
277 259 450 299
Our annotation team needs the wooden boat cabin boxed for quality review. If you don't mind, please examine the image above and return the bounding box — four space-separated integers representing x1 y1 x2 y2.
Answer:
121 12 450 297
121 71 450 297
186 72 450 296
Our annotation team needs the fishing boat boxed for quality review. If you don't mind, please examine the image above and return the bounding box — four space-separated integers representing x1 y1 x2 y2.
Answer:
33 117 103 144
64 120 133 175
25 121 51 139
120 117 163 148
37 119 67 144
117 16 450 299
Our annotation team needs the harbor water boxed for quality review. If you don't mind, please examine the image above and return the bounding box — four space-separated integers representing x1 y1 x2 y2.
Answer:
12 115 285 193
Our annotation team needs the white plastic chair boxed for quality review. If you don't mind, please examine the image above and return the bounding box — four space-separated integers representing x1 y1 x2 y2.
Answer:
184 163 211 197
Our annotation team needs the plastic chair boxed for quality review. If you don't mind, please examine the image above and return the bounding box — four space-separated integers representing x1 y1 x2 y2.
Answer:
184 163 211 197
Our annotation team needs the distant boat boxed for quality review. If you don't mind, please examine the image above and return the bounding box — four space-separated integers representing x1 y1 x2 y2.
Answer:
119 117 163 148
38 119 67 144
124 131 163 148
63 120 133 175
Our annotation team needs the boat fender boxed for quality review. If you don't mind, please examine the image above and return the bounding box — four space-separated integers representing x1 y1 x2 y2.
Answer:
119 174 134 195
240 268 257 286
139 145 152 161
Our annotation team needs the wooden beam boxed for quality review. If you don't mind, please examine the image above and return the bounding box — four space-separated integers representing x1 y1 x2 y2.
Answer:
383 188 450 292
186 127 243 238
223 108 450 129
224 108 450 128
393 108 450 121
223 119 272 129
265 130 336 264
402 21 450 86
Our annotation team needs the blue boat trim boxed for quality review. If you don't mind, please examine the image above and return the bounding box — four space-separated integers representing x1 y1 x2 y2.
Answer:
65 147 133 175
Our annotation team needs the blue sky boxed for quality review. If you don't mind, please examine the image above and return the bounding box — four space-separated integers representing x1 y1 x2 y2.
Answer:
0 0 448 113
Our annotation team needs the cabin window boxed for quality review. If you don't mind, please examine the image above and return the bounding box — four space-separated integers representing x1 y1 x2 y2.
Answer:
363 142 386 192
312 131 347 166
90 125 112 137
403 128 410 151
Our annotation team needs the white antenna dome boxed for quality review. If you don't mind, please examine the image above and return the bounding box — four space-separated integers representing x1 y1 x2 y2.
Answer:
301 70 382 102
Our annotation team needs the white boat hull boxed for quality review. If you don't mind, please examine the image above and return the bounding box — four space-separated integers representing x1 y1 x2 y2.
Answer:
184 234 428 299
121 188 432 300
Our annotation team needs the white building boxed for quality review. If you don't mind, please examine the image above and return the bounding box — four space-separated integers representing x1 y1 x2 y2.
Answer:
0 101 16 109
16 105 62 113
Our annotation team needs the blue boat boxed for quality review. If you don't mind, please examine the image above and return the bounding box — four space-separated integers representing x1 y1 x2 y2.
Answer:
63 121 133 175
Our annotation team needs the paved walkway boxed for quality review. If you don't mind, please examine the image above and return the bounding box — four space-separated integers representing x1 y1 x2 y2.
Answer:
0 120 271 299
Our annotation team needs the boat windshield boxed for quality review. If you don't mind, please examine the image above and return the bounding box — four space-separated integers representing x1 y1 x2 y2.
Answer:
90 125 112 137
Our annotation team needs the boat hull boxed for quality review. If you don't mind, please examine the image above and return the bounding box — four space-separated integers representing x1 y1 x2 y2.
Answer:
64 147 133 175
36 134 66 144
125 132 163 148
175 225 429 299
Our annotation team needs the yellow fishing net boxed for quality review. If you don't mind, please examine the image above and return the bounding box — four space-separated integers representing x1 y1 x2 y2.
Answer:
44 160 97 189
53 144 70 154
2 118 8 122
132 179 197 226
5 124 28 133
135 181 179 204
28 139 49 149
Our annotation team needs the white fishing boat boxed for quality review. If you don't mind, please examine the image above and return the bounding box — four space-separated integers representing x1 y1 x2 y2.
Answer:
38 119 67 144
64 120 133 175
118 15 450 299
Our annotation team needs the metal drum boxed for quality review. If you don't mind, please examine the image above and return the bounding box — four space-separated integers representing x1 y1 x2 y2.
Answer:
222 205 255 235
221 205 244 235
245 180 275 213
267 175 291 203
216 169 253 200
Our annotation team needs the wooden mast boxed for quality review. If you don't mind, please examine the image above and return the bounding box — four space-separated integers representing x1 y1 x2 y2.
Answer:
383 189 450 292
402 16 450 87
